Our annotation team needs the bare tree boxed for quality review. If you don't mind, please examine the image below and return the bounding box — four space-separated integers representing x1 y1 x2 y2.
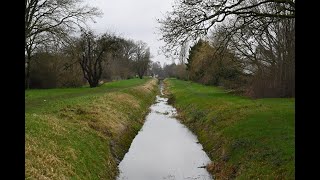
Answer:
158 0 295 97
132 41 151 79
178 41 189 64
158 0 295 51
149 61 163 77
228 17 295 97
103 38 137 80
25 0 101 89
76 30 119 88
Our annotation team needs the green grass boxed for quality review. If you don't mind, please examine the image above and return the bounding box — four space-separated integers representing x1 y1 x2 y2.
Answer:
26 78 151 113
164 78 294 180
26 77 158 179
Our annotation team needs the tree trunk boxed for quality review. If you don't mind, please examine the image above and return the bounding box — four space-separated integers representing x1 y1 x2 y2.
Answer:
25 53 31 89
88 78 99 88
89 82 98 88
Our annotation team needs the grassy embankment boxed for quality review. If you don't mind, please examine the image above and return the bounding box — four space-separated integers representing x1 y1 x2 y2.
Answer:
164 78 294 179
26 78 158 179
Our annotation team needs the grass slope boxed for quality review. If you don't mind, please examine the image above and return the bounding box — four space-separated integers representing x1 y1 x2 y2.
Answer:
26 78 158 179
164 78 294 180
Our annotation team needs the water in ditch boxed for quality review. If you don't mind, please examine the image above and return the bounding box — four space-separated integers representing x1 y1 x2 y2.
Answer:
117 81 212 180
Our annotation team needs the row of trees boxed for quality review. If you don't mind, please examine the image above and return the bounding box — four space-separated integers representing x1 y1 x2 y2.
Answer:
25 0 151 89
28 30 152 88
74 30 151 87
185 39 245 89
158 0 295 98
25 0 101 89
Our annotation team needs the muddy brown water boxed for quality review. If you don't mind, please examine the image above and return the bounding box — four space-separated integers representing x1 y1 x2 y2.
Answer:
117 81 212 180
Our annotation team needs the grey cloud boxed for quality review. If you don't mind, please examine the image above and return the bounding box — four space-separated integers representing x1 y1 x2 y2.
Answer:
86 0 173 66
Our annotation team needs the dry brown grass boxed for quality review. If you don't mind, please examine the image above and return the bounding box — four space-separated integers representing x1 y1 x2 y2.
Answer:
26 78 158 179
133 78 158 93
26 134 77 180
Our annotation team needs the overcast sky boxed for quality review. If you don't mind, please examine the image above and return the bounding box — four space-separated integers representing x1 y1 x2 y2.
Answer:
85 0 174 66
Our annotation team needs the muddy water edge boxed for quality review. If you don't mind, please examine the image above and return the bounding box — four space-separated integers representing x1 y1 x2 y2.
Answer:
116 80 213 180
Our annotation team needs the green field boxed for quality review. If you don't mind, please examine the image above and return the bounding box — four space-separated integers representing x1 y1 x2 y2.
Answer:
25 78 158 179
164 78 295 179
